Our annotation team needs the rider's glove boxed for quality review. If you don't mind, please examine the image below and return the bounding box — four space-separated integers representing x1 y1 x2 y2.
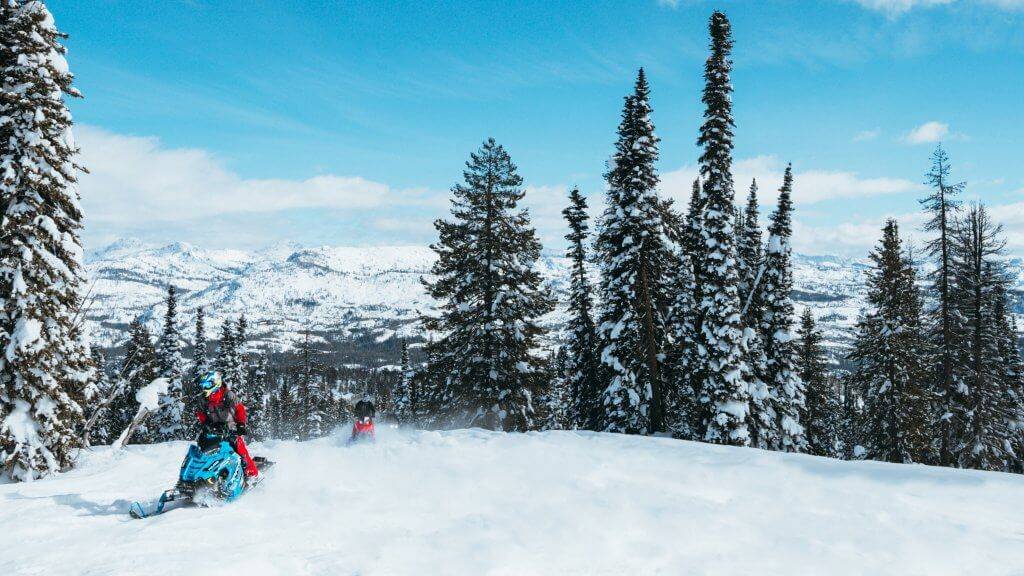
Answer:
236 423 248 436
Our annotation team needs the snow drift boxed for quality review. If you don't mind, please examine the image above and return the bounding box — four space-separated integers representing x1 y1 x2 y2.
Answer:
2 428 1022 575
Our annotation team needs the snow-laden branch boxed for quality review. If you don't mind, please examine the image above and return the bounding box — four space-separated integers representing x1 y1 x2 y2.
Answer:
111 378 172 450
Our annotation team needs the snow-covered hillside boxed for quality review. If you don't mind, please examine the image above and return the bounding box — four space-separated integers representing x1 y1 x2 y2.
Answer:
83 239 1024 354
2 429 1022 575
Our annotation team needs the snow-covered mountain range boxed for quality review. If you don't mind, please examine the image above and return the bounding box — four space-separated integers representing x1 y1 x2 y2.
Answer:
83 239 1024 356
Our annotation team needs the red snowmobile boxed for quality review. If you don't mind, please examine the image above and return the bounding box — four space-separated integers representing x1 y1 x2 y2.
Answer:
349 399 376 443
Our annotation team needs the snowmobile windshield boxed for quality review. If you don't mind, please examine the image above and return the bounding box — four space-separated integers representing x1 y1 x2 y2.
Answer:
198 433 227 453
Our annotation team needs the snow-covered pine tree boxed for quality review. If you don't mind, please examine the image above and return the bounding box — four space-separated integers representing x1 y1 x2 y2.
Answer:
246 349 269 440
738 180 762 327
694 11 752 446
294 329 323 439
115 318 159 443
277 375 297 441
848 220 931 463
0 0 94 480
994 292 1024 472
216 318 242 389
421 138 554 432
87 348 116 445
949 204 1016 471
562 186 601 430
151 285 185 441
191 306 208 379
756 165 806 452
796 308 839 457
393 339 416 425
920 145 964 467
184 306 208 437
665 242 702 440
594 69 672 435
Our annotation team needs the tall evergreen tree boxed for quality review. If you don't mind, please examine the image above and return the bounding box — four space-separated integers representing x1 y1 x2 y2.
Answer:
393 339 416 425
738 179 763 327
949 205 1016 471
695 11 752 446
247 349 269 440
216 318 242 388
116 318 159 443
797 309 839 457
0 0 93 479
192 306 208 379
920 145 964 466
848 220 931 464
994 291 1024 471
152 285 186 441
756 166 806 452
184 306 208 437
421 138 554 432
88 348 116 445
277 376 297 441
562 187 600 430
595 69 672 435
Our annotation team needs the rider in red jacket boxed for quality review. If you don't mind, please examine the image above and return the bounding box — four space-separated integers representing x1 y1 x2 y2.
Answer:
197 371 259 479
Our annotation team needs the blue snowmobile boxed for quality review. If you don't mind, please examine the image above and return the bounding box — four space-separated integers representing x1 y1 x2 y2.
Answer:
129 426 271 519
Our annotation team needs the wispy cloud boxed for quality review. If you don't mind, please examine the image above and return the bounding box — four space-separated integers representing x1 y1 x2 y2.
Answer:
851 0 954 16
854 128 882 142
660 156 923 207
851 0 1024 15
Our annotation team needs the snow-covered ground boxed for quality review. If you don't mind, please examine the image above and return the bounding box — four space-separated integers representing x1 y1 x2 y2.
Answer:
3 428 1023 575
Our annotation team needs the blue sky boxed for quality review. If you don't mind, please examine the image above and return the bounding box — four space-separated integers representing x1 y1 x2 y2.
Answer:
52 0 1024 255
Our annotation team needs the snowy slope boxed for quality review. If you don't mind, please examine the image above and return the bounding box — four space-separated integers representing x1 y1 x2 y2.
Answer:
83 239 1024 354
3 429 1023 575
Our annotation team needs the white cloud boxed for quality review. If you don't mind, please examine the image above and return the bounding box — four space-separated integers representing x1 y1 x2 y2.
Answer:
852 0 1024 14
78 126 396 222
854 128 881 142
902 121 950 144
660 155 923 208
852 0 954 16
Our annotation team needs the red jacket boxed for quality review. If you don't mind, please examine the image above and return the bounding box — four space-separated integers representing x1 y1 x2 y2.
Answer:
196 387 247 428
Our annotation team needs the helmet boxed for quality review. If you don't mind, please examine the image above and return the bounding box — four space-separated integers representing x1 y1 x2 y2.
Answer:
199 371 223 398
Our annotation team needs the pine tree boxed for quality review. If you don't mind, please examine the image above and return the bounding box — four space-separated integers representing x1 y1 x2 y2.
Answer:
216 319 242 388
116 318 159 443
422 138 554 432
994 294 1024 472
797 309 839 457
848 220 931 464
595 69 672 435
694 11 752 446
756 166 806 452
738 180 763 327
184 306 208 437
88 348 116 445
562 187 600 430
247 349 269 440
273 373 292 441
949 205 1016 471
151 285 186 441
920 145 964 466
295 329 323 439
0 0 94 480
393 339 416 425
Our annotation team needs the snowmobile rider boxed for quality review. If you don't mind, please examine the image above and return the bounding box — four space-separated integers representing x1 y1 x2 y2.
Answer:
351 397 376 441
196 371 260 479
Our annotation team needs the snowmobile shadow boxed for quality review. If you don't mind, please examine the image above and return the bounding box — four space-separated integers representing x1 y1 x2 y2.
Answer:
3 492 135 517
